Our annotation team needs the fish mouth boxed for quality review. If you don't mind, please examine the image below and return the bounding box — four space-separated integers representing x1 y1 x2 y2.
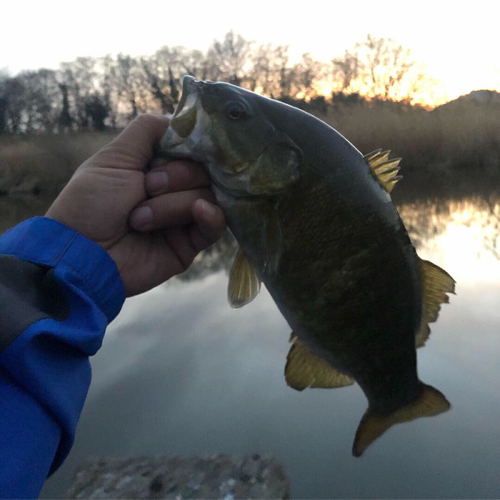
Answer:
171 76 198 138
158 76 247 199
159 76 205 155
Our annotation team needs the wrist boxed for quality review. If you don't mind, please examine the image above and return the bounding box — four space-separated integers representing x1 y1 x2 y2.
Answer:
0 217 125 322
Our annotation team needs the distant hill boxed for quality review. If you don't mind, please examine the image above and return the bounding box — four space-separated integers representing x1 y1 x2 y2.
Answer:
434 89 500 112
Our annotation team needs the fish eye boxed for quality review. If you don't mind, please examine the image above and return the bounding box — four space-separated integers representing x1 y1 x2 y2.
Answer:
225 101 247 120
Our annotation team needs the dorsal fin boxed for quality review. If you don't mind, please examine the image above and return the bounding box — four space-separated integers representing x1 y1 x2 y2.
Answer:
228 248 261 308
415 258 456 348
364 149 402 193
285 334 354 390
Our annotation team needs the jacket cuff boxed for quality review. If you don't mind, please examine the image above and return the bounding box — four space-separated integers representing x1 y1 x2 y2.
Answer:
0 216 125 322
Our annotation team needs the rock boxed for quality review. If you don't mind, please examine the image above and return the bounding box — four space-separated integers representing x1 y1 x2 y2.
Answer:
66 454 290 499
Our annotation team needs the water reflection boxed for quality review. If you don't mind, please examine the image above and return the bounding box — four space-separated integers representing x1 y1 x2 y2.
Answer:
1 192 498 278
177 232 238 282
0 192 498 498
399 194 500 260
183 193 500 284
183 193 500 287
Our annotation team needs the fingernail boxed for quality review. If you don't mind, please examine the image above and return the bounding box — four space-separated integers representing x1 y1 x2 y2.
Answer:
146 171 168 194
130 206 153 229
199 199 217 217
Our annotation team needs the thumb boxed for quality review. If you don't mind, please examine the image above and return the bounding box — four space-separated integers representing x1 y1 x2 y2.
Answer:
94 114 170 170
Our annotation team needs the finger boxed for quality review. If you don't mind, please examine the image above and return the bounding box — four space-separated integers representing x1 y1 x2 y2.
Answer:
145 160 210 196
155 201 226 277
148 157 171 171
165 227 200 273
129 188 215 231
94 115 170 170
190 199 227 250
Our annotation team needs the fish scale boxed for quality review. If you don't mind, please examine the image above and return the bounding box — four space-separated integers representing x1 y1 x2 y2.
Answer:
160 75 455 456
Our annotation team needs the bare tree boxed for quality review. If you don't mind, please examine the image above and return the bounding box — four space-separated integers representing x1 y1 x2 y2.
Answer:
99 55 118 128
59 57 99 129
248 43 274 92
141 56 174 114
146 46 203 111
332 49 360 93
179 48 210 81
85 93 109 131
115 54 151 120
248 43 293 97
21 69 60 133
0 70 9 134
271 45 294 98
58 83 72 131
207 31 253 86
0 31 439 135
291 53 323 99
3 77 26 134
355 34 430 103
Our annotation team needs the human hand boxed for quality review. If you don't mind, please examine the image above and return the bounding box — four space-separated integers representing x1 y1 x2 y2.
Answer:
46 114 226 297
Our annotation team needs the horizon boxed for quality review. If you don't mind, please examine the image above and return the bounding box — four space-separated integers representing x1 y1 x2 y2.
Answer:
2 0 499 107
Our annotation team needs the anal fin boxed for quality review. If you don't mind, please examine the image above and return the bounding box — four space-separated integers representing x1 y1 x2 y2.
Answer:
352 383 451 457
285 334 354 391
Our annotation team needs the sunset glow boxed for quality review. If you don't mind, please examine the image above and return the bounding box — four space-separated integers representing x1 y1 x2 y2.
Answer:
2 0 499 107
403 199 500 282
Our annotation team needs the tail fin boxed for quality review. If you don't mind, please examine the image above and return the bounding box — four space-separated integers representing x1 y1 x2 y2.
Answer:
352 384 451 457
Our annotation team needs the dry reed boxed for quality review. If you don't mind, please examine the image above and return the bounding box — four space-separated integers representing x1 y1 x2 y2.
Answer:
0 101 499 199
0 131 117 195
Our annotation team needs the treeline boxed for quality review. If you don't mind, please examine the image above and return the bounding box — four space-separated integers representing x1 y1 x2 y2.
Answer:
0 32 433 135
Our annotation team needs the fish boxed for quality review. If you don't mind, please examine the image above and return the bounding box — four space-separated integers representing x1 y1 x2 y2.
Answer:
159 75 456 456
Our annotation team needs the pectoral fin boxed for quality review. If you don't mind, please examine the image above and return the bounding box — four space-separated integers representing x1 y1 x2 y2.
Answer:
416 258 456 347
285 334 354 391
352 383 450 457
364 149 402 193
228 248 261 308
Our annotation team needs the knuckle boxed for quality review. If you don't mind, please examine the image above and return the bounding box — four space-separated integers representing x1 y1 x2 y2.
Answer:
133 114 169 134
132 114 157 134
133 114 154 126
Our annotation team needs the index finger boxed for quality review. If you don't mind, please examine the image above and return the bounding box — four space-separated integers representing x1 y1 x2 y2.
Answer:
146 160 210 196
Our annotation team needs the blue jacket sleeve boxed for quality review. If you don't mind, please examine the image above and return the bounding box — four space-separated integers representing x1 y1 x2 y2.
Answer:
0 217 125 498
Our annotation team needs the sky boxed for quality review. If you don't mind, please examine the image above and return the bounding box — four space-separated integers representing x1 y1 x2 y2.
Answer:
2 0 499 105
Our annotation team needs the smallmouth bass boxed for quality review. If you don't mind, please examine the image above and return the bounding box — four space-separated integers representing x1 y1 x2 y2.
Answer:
159 76 456 456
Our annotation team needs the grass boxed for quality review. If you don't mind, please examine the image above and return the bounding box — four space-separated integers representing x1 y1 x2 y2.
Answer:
0 100 499 199
1 107 498 273
324 100 500 198
0 131 117 195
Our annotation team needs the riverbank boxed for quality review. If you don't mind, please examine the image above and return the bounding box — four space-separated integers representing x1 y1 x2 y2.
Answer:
1 98 498 198
67 455 290 499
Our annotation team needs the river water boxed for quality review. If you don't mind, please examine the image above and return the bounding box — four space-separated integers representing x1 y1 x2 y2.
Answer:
1 192 499 498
